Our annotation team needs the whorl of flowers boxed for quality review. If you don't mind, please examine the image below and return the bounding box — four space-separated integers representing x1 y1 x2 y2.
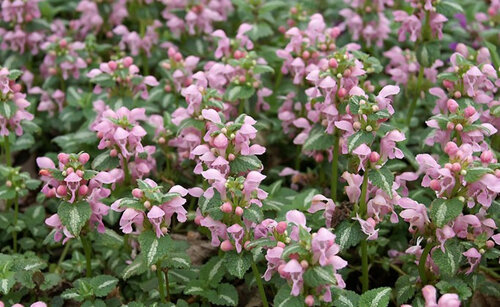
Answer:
91 106 156 180
0 68 34 136
87 57 159 100
339 0 392 47
37 152 117 243
111 179 199 238
39 37 88 80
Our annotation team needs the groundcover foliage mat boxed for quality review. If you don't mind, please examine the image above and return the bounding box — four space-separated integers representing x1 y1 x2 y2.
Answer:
0 0 499 306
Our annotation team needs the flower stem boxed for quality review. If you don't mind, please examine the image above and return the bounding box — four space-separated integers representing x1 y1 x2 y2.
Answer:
4 135 11 166
157 264 167 303
57 241 71 270
331 132 340 201
251 259 269 307
418 240 434 285
359 173 369 292
80 235 92 277
480 265 500 279
164 268 171 301
406 65 424 127
13 195 18 253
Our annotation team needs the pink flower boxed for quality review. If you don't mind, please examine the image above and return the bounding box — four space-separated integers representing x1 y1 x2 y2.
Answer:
422 285 460 307
227 224 244 253
263 246 284 281
311 228 337 266
148 206 166 238
45 214 73 244
462 248 481 274
119 208 144 234
286 210 310 241
352 214 379 240
308 194 336 228
200 215 227 246
397 198 429 234
283 259 303 296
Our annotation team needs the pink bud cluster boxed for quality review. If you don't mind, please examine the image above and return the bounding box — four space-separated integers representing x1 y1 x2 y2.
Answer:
87 57 159 100
37 152 117 243
0 68 34 136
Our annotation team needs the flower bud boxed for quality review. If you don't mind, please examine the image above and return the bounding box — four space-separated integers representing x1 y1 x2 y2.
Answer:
486 240 494 248
454 91 461 99
463 106 476 118
446 122 455 130
144 200 151 209
6 180 12 187
430 179 441 191
59 39 67 48
460 169 467 176
220 240 234 251
300 260 309 269
244 241 251 250
78 185 88 196
123 56 133 68
276 221 288 234
480 150 493 164
150 264 157 271
39 169 51 176
443 79 453 89
235 206 244 216
58 153 69 164
353 121 361 130
277 241 286 248
451 163 461 173
369 151 380 163
447 99 458 113
220 202 233 213
213 133 228 148
337 87 347 98
305 295 314 307
365 125 373 132
328 58 338 68
233 50 243 59
372 105 379 112
66 167 74 175
228 153 236 161
331 27 341 38
302 50 310 60
47 188 56 198
110 149 118 157
314 153 324 163
132 188 143 198
194 215 203 225
76 170 84 177
455 123 463 131
108 61 117 71
174 52 182 62
444 142 458 156
161 227 169 234
56 185 67 196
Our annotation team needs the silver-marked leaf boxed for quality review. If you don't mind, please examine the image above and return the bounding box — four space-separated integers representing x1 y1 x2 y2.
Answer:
430 198 463 227
57 201 91 237
359 287 392 307
368 167 394 198
138 230 171 266
223 251 251 279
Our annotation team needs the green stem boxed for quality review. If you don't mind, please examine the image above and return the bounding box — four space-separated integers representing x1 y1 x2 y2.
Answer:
359 173 369 292
57 241 71 270
4 135 11 166
406 65 424 127
331 132 340 201
123 159 131 185
164 268 171 301
157 265 167 303
80 235 92 277
251 259 269 307
13 195 18 253
418 240 434 285
238 99 245 115
295 146 301 170
480 265 500 279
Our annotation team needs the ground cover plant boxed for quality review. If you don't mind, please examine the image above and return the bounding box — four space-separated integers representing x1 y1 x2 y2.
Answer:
0 0 500 306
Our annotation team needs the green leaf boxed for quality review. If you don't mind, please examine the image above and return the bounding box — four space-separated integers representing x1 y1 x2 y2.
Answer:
436 278 472 300
118 198 145 211
8 69 22 80
253 65 274 74
91 150 119 171
90 275 118 297
177 117 205 133
485 41 500 71
226 85 255 101
0 186 16 200
258 1 285 14
347 131 374 153
281 243 308 258
91 74 115 87
395 275 417 305
13 133 35 151
479 280 500 297
214 283 238 306
242 204 263 223
229 155 263 175
359 287 392 307
436 0 463 16
368 167 394 198
200 256 226 284
433 241 464 276
464 167 493 183
57 201 92 236
332 289 360 307
223 251 251 279
0 101 12 118
273 284 303 307
430 198 463 227
0 273 16 294
334 221 363 250
303 125 334 151
312 266 337 285
122 256 147 280
138 231 171 266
